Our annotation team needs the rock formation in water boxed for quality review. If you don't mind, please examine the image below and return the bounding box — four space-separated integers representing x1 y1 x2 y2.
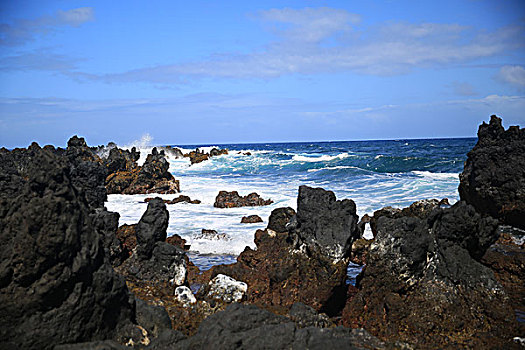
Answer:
106 147 180 195
459 115 525 229
184 147 228 165
214 190 273 208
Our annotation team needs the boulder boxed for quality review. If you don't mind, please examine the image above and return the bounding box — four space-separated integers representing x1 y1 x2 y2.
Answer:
214 190 273 208
174 286 197 306
145 195 201 205
0 144 134 349
195 229 229 241
241 215 263 223
459 115 525 229
289 185 359 261
206 274 248 303
342 200 519 348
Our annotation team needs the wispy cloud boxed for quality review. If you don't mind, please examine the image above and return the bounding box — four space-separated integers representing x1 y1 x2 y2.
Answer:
76 8 523 84
0 49 80 71
0 7 94 46
449 81 478 96
497 65 525 88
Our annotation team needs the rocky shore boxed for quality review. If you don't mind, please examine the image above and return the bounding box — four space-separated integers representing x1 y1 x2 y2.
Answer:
0 115 523 349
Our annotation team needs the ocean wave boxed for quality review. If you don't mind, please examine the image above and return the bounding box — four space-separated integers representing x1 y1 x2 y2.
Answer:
307 165 368 173
293 152 349 162
411 171 459 180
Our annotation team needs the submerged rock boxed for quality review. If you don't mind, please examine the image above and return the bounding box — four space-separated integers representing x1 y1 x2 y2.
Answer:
0 144 134 349
145 195 201 205
459 115 525 229
184 147 228 165
214 190 273 208
196 229 229 240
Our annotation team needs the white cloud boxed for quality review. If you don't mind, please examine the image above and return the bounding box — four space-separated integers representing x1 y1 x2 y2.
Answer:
79 8 523 83
498 65 525 87
0 7 94 46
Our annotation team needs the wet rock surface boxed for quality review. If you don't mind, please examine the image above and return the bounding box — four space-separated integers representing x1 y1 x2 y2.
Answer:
0 143 135 349
144 195 201 204
266 207 296 233
342 200 519 348
184 147 228 165
459 115 525 229
214 190 273 208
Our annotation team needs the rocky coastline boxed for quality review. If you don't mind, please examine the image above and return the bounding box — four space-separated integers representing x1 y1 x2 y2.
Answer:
0 115 523 349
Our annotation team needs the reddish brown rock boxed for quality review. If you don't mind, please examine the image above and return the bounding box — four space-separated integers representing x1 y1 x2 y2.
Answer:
214 191 273 208
241 215 263 223
144 195 201 205
184 147 228 165
116 224 137 259
350 238 372 265
166 234 190 250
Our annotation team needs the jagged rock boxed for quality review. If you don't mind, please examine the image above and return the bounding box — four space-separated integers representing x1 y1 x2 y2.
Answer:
0 144 134 349
184 147 228 165
289 185 359 261
459 115 525 229
116 199 188 290
207 274 248 303
267 207 296 233
106 147 180 195
288 302 333 328
161 146 184 159
214 190 273 208
357 214 372 237
104 147 140 174
94 208 127 267
342 200 518 348
135 298 173 338
172 303 387 350
145 195 201 205
115 224 137 259
369 198 448 237
204 188 357 315
166 234 190 250
174 286 197 306
241 214 263 223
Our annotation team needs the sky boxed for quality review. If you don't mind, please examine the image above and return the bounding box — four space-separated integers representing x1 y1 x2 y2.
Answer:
0 0 524 148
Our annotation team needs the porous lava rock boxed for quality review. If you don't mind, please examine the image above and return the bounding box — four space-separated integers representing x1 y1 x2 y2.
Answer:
106 147 180 195
104 146 140 174
145 195 200 204
214 190 273 208
241 214 263 223
205 187 359 316
289 185 360 261
116 199 188 292
0 143 135 349
459 115 525 229
172 303 387 350
184 147 228 165
342 200 519 348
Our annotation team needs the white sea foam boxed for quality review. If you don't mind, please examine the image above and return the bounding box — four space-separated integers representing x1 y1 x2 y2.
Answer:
412 171 459 181
292 152 349 162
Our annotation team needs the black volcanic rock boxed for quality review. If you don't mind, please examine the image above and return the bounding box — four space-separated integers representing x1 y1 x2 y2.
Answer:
0 144 134 349
267 207 296 233
342 200 518 348
104 146 140 174
173 303 386 350
93 208 127 267
117 199 187 289
459 115 525 229
290 185 359 261
214 190 273 208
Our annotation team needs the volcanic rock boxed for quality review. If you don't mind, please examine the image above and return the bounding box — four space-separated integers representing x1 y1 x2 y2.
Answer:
350 238 372 265
106 147 180 195
206 274 248 303
116 224 137 259
459 115 525 229
289 185 360 261
94 208 127 267
174 286 197 306
116 199 188 290
166 234 190 250
267 207 296 233
342 200 519 348
196 229 229 240
172 303 387 350
104 146 140 174
214 190 273 208
145 195 201 204
241 214 263 223
0 143 134 349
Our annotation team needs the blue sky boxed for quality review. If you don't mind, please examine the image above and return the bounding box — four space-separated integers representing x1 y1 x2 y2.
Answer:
0 0 524 147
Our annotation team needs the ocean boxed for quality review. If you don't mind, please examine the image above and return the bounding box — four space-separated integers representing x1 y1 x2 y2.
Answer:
105 137 477 274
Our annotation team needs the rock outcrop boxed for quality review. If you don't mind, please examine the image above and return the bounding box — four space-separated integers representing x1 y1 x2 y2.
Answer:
106 147 180 195
214 190 273 208
184 147 228 165
459 115 525 229
116 198 188 291
205 187 359 315
145 195 201 204
0 143 135 349
241 214 263 223
342 200 519 348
